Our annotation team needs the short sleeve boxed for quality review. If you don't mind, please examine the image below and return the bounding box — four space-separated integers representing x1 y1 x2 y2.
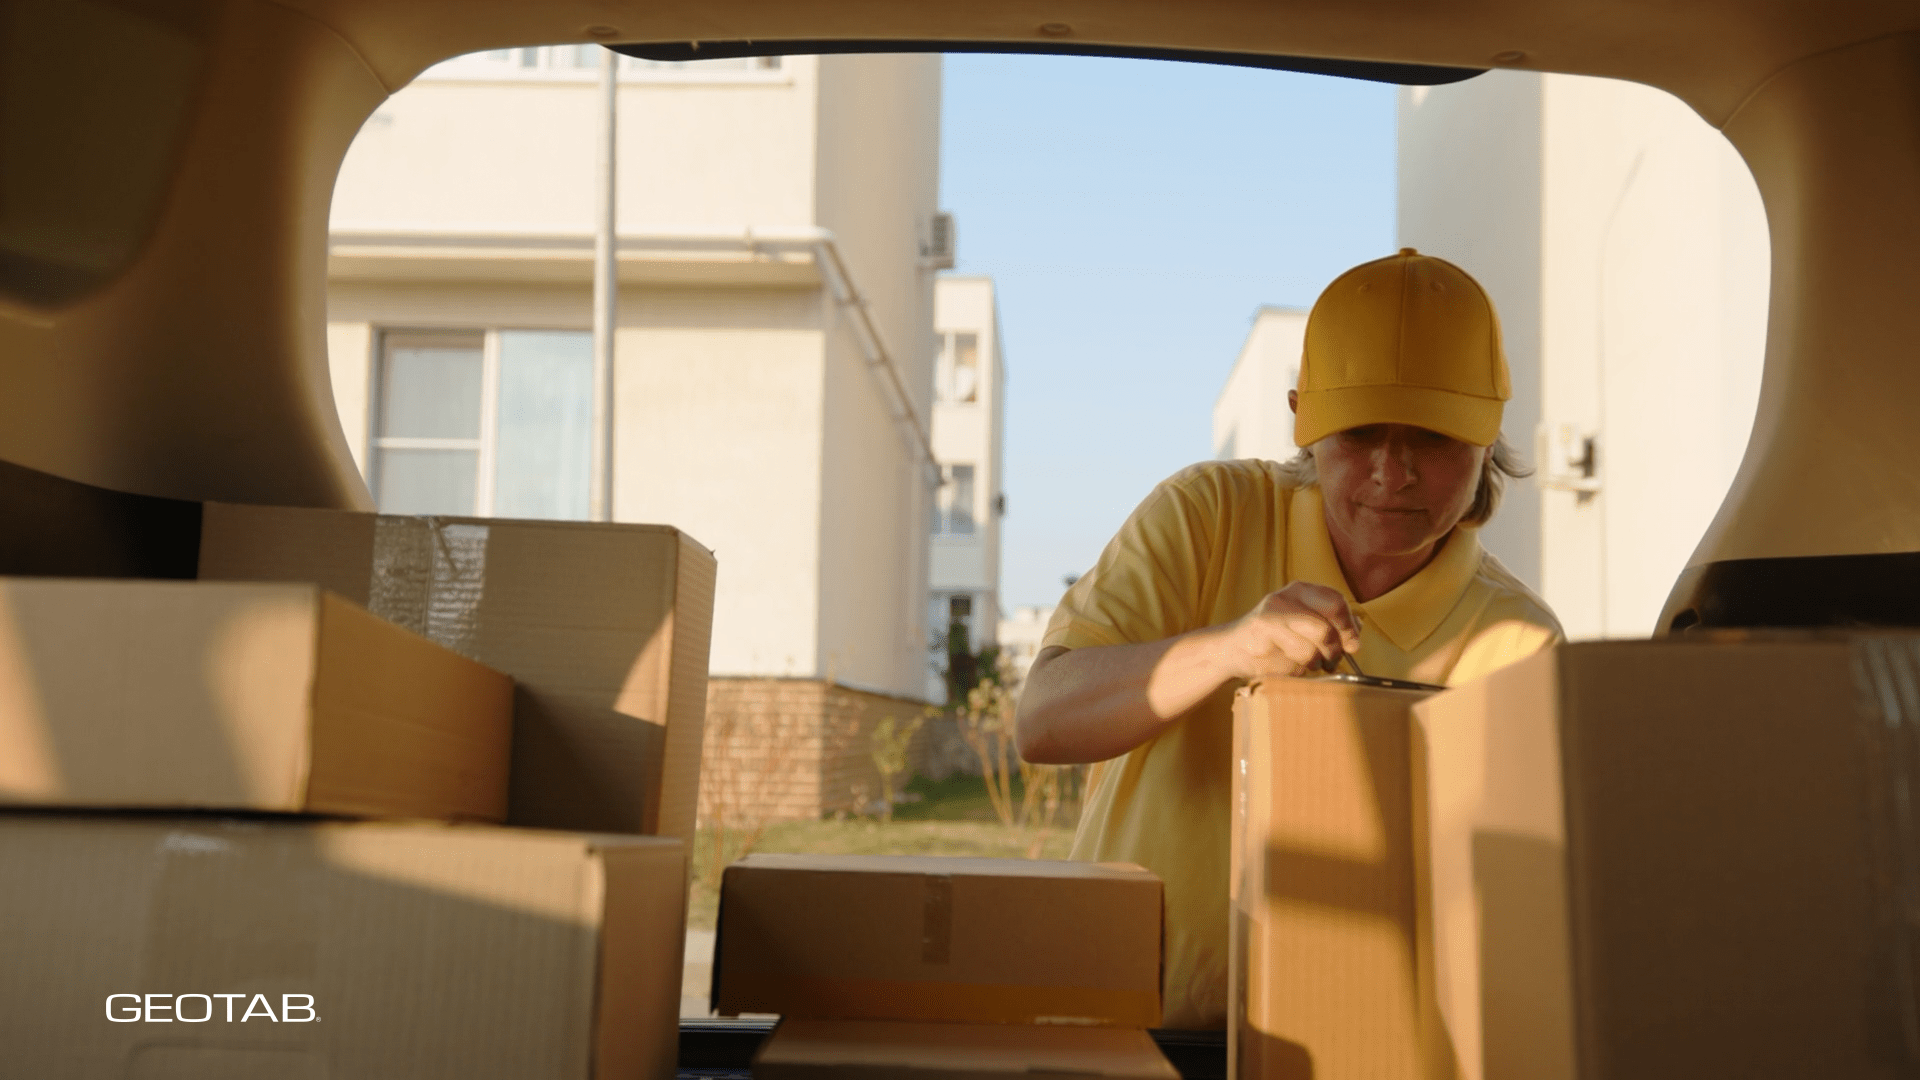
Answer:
1043 468 1222 652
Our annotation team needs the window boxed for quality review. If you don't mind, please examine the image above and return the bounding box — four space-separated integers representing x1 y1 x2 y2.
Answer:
931 463 977 536
936 331 980 403
949 464 976 534
421 46 782 82
373 332 484 515
371 329 593 518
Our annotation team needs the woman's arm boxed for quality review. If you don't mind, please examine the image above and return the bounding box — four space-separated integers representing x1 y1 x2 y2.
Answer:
1014 582 1363 764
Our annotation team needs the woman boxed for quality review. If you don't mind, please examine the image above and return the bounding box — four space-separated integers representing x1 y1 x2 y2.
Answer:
1015 248 1563 1029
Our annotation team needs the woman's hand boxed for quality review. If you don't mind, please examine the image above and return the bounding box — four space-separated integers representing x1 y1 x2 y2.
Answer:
1016 583 1364 765
1214 582 1363 682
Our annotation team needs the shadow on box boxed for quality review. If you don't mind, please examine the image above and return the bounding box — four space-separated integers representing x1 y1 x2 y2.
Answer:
1472 830 1572 1080
1237 1030 1315 1079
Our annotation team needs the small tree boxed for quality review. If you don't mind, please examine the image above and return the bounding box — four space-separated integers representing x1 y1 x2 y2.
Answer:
869 710 925 822
957 669 1020 828
953 650 1089 854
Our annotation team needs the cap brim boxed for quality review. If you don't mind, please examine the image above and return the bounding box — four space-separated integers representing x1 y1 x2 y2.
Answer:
1293 384 1504 447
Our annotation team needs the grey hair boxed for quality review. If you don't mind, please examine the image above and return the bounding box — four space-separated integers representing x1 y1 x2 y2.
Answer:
1275 434 1532 527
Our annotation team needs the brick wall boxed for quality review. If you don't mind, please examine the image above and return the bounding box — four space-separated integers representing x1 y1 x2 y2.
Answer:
699 677 930 825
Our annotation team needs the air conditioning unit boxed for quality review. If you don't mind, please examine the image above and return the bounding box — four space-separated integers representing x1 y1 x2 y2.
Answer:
921 211 956 269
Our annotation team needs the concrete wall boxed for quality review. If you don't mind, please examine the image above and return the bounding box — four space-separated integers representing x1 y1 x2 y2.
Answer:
608 308 830 679
1399 72 1769 639
1398 72 1547 592
1212 307 1306 463
332 56 819 231
812 54 943 699
1536 75 1768 638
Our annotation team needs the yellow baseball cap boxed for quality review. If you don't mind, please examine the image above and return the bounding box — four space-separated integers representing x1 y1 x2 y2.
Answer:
1293 248 1510 447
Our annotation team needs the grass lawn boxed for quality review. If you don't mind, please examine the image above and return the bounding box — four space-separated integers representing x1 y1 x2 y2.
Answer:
687 773 1083 930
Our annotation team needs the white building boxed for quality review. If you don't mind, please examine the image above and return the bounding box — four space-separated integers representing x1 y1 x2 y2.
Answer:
324 46 949 815
1398 72 1769 640
1212 307 1306 462
926 275 1008 700
996 604 1056 688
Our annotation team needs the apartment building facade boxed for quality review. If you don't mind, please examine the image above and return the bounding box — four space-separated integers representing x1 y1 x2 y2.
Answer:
925 276 1008 701
324 46 948 819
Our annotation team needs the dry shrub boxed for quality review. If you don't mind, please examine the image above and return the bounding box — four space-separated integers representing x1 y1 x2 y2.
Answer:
956 655 1087 855
869 710 926 823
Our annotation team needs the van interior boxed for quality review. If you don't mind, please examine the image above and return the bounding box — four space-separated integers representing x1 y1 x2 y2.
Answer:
6 0 1920 1073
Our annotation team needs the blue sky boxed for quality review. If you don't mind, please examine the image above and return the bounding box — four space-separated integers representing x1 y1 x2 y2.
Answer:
939 55 1399 610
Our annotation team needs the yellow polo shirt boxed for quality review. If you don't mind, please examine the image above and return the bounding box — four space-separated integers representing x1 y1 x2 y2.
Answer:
1043 459 1561 1030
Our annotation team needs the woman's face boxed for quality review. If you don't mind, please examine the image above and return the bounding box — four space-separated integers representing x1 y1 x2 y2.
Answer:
1312 423 1486 561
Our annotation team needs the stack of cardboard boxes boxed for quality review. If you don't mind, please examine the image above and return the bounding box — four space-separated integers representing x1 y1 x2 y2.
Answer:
713 853 1182 1078
1231 634 1920 1080
0 504 715 1079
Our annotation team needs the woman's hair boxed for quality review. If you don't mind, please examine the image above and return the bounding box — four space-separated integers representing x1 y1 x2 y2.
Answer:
1274 434 1532 527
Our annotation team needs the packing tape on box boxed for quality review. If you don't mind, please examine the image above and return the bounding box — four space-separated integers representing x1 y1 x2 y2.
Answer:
921 875 952 964
1851 636 1920 1065
369 518 488 658
718 973 1161 1027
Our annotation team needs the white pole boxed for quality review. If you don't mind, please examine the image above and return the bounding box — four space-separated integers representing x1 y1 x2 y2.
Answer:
588 46 619 522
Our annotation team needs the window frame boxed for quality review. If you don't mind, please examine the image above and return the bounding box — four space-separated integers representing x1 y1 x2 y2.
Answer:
934 330 983 406
369 329 495 516
931 461 979 539
371 327 599 518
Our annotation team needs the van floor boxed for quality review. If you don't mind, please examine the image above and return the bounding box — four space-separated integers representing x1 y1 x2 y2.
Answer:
675 1020 1227 1078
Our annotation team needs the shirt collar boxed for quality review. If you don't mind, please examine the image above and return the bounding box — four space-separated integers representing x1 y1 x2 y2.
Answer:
1288 485 1486 652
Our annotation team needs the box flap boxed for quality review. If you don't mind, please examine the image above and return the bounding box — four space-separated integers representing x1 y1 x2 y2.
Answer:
200 504 717 838
0 578 322 810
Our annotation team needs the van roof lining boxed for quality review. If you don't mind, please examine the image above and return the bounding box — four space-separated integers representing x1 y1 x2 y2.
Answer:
610 40 1484 86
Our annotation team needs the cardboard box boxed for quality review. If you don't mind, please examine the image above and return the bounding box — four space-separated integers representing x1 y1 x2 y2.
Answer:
1413 636 1920 1080
0 814 685 1079
713 854 1164 1026
1229 676 1438 1080
198 503 716 842
753 1019 1182 1079
0 577 512 821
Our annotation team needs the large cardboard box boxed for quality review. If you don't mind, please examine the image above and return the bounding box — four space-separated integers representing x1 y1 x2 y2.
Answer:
713 854 1164 1026
0 815 685 1079
198 503 716 841
1413 636 1920 1080
753 1019 1182 1079
1229 676 1438 1080
0 577 512 821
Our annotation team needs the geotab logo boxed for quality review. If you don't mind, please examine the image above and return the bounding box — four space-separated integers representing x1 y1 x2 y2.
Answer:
105 994 319 1023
